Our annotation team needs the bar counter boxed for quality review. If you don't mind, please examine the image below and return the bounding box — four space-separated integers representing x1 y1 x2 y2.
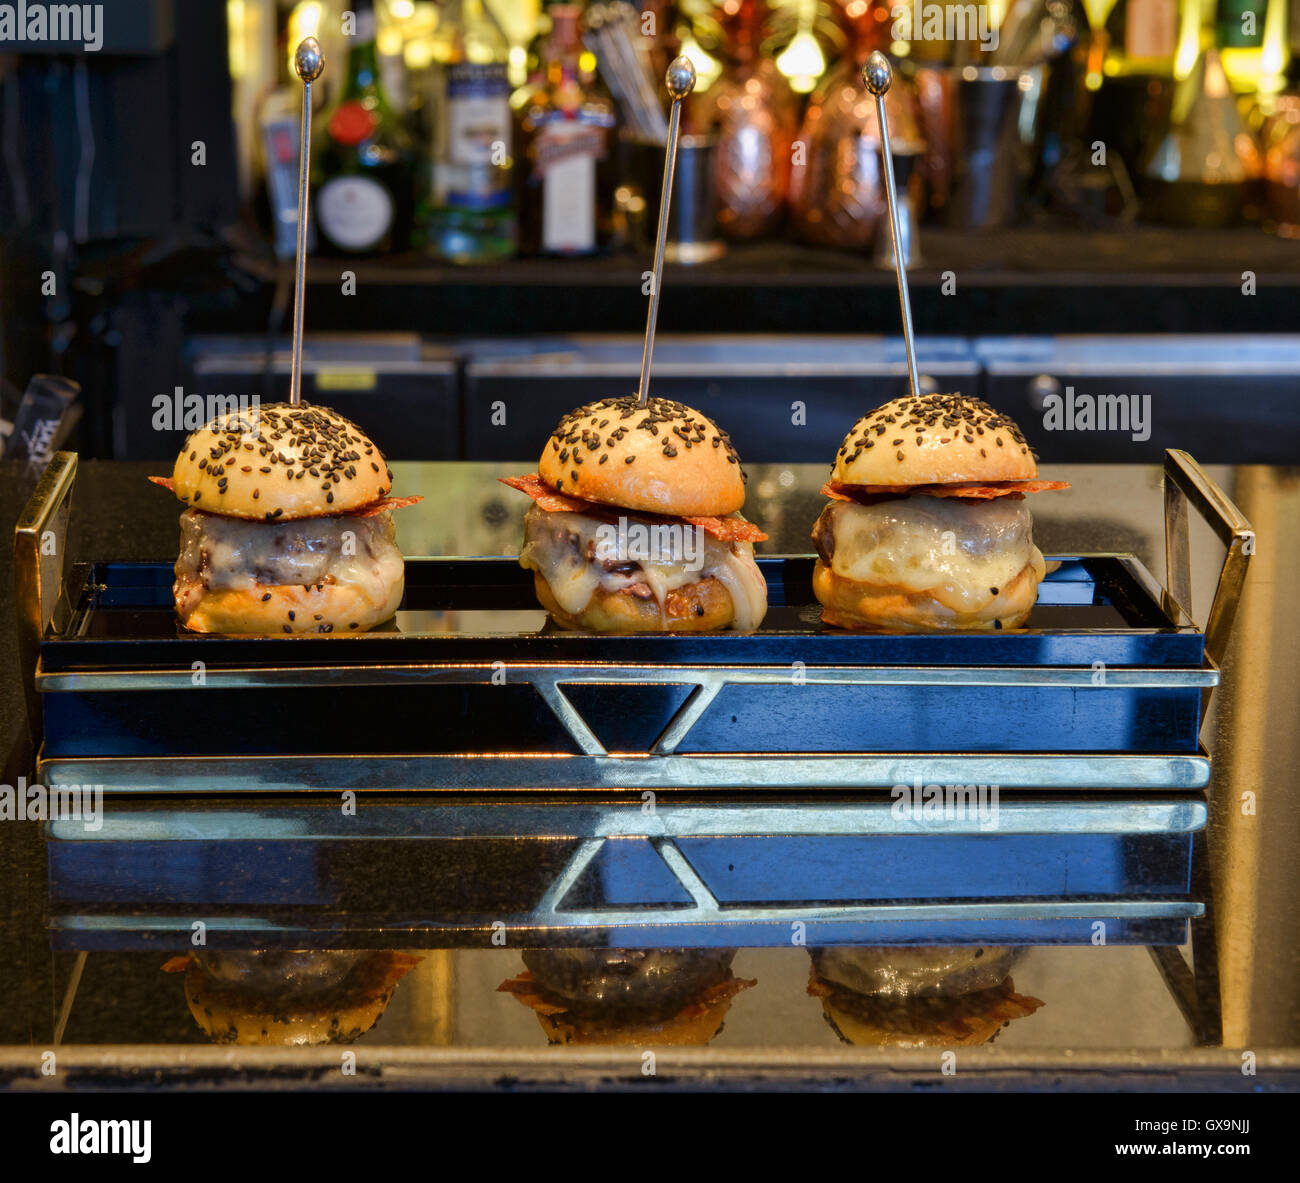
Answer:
1 458 1297 1090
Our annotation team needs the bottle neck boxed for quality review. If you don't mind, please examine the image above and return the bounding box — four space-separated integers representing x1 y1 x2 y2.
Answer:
845 1 893 65
546 6 582 72
342 0 381 97
721 0 766 65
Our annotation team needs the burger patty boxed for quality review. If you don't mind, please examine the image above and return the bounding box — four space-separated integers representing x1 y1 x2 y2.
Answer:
175 507 403 598
522 949 737 1020
519 504 768 631
812 495 1044 614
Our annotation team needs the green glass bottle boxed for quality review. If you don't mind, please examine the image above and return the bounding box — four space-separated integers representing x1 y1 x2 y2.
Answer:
426 0 517 262
313 0 417 255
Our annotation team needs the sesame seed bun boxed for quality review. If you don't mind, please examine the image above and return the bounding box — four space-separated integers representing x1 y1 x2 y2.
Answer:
523 979 750 1046
173 569 404 635
175 952 419 1046
538 396 746 518
171 402 393 520
832 394 1038 488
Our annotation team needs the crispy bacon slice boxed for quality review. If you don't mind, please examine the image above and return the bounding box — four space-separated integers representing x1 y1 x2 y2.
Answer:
498 473 591 515
149 475 420 518
822 478 1069 504
349 495 423 518
500 472 768 542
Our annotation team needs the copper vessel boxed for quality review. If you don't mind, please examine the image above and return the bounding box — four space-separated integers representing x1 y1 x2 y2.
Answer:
1262 92 1300 237
692 0 798 238
788 0 923 249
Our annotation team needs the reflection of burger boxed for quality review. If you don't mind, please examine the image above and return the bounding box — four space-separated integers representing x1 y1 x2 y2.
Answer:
162 950 421 1045
150 403 420 634
807 947 1044 1047
500 396 769 632
499 948 755 1044
812 394 1069 631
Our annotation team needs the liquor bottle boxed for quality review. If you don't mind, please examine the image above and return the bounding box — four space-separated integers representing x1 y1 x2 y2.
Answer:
427 0 517 262
514 4 617 255
312 0 417 255
1218 0 1290 91
692 0 798 239
1104 0 1181 76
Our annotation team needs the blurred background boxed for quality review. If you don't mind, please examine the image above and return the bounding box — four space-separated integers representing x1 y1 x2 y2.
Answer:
2 0 1299 464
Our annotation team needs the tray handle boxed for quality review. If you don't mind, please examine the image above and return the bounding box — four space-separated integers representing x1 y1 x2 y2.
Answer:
1162 449 1253 670
14 450 78 747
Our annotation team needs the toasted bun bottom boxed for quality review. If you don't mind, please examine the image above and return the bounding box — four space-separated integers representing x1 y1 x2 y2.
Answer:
818 997 1006 1047
533 572 735 633
813 559 1040 631
182 965 395 1046
175 573 403 635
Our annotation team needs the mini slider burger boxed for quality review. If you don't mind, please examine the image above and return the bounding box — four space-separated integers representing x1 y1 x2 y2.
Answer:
500 396 769 632
812 393 1069 631
150 402 420 634
499 948 755 1045
807 946 1043 1047
162 950 421 1046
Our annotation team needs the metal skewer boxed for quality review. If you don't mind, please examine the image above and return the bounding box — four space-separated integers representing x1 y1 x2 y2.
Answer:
290 37 324 407
636 56 696 407
862 52 920 401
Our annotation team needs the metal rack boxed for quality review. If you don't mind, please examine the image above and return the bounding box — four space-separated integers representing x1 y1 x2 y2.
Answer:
17 448 1253 947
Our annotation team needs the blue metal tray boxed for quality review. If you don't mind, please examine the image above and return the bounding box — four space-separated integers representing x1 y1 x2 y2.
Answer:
18 450 1253 793
44 795 1206 949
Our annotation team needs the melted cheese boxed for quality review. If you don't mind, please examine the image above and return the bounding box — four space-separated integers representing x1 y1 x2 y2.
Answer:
176 509 404 609
822 496 1044 613
520 504 768 631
